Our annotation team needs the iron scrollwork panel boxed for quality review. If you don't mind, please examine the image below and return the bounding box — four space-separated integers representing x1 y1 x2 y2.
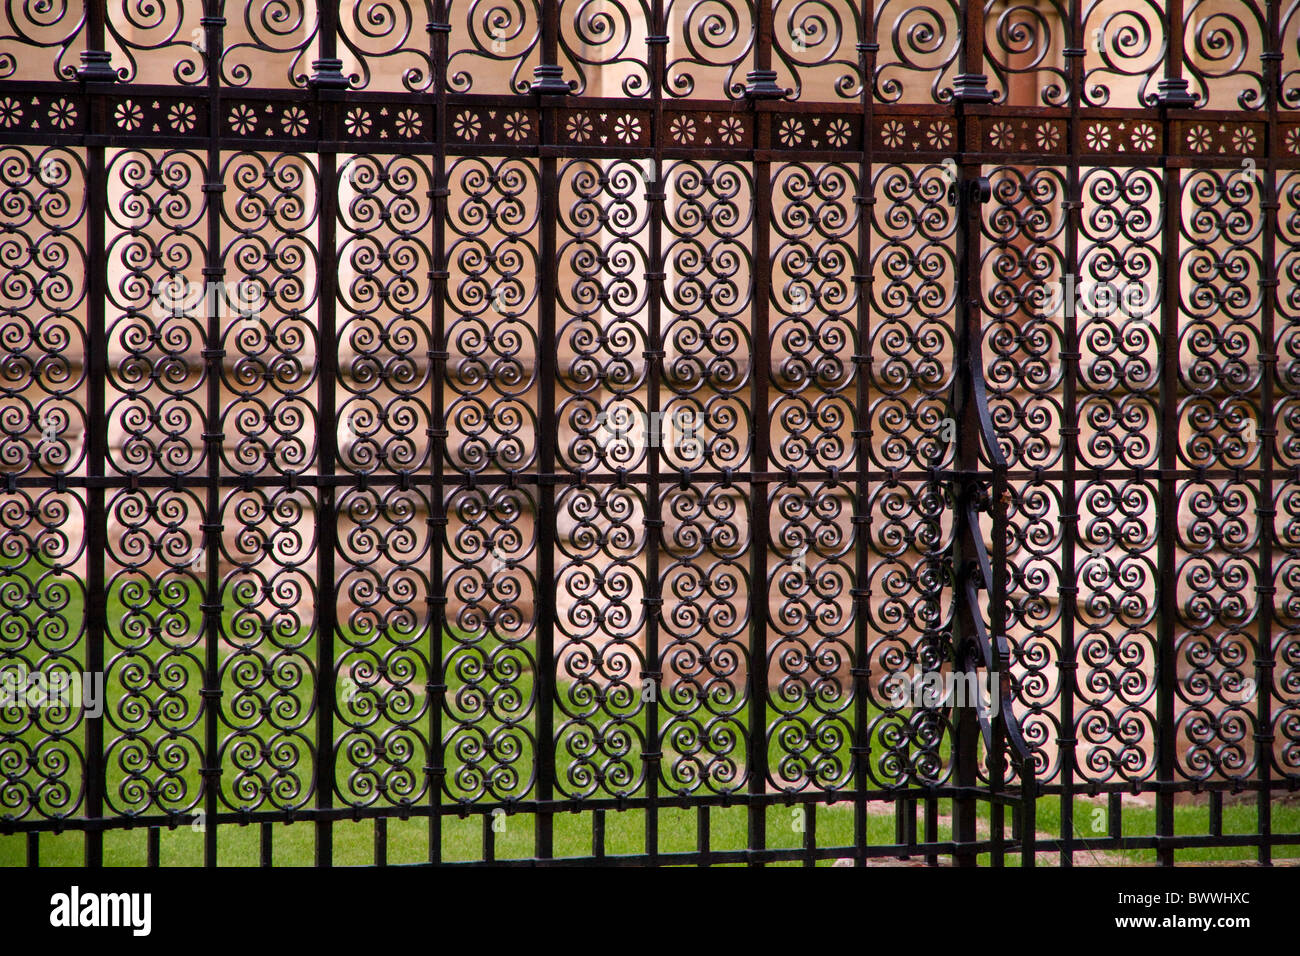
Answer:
0 145 89 821
1175 168 1264 784
766 160 859 792
216 150 321 813
1074 164 1163 787
441 155 541 804
0 0 1295 869
553 157 652 799
101 148 208 819
1274 170 1300 781
867 162 958 788
332 153 437 808
658 159 754 795
981 164 1068 783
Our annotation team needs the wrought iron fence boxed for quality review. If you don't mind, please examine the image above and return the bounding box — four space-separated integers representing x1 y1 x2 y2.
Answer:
0 0 1297 867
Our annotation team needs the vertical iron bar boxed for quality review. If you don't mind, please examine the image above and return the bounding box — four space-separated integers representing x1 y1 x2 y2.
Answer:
1258 0 1281 868
260 821 272 866
947 0 995 869
1019 784 1036 865
530 0 566 92
743 0 780 96
1156 0 1196 107
989 498 1009 867
82 63 110 873
26 832 37 866
311 0 344 860
803 803 816 867
643 0 668 866
953 0 993 102
427 0 452 869
534 29 562 859
697 804 710 865
374 817 387 866
897 796 916 858
199 0 225 870
1059 0 1086 866
1154 0 1190 866
924 794 937 865
147 827 160 867
1152 0 1191 865
950 153 981 872
1156 161 1180 868
747 129 773 870
744 0 777 866
852 0 878 870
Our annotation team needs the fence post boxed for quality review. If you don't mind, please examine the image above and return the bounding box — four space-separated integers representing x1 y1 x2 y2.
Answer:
308 0 348 864
745 0 777 865
532 0 567 860
426 0 452 867
77 0 115 869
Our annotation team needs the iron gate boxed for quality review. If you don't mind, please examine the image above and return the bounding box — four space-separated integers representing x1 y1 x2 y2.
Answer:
0 0 1298 868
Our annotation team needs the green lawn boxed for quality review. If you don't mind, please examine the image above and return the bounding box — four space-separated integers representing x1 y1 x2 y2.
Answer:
6 795 1299 866
3 559 1299 865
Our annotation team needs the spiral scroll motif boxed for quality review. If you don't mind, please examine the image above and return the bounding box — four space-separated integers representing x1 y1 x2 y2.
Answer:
767 478 855 791
220 152 319 478
445 157 539 480
105 0 205 84
661 161 753 477
762 162 857 792
865 163 957 788
1078 166 1161 473
769 163 857 474
1080 0 1166 108
654 158 755 795
0 0 84 80
664 0 755 99
981 159 1069 778
1070 166 1164 787
101 149 208 817
337 0 436 91
558 159 650 476
871 164 956 473
332 153 436 806
1275 172 1300 782
659 479 750 794
549 159 651 797
442 155 541 803
446 0 542 94
1182 0 1264 112
444 486 538 802
215 151 320 811
559 0 652 98
983 0 1070 105
336 154 434 480
1174 170 1263 783
771 0 861 101
220 0 314 88
981 167 1066 472
0 145 88 821
872 0 960 104
0 148 87 480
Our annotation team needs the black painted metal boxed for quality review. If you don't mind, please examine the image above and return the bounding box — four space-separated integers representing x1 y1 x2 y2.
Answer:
0 0 1296 868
